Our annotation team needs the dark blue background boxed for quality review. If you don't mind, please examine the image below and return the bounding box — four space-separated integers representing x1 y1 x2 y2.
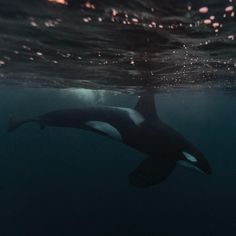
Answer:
0 87 235 235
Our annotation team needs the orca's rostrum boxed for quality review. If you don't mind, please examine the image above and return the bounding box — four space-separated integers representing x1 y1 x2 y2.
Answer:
8 94 211 187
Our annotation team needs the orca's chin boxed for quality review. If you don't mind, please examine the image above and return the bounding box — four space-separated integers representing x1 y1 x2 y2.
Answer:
177 160 212 175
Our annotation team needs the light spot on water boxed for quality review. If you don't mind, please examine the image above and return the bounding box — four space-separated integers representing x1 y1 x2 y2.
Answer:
228 35 235 40
36 52 43 56
225 6 234 12
83 17 92 23
30 21 38 27
130 58 135 65
199 7 209 14
0 60 5 66
212 22 219 28
84 1 96 10
203 19 212 25
111 8 118 17
48 0 68 5
44 19 61 28
22 45 31 51
132 18 138 23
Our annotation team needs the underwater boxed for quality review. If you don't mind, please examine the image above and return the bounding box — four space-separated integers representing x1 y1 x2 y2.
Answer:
0 0 235 235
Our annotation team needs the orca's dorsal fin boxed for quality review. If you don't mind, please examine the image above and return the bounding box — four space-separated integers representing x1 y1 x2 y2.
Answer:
134 94 159 121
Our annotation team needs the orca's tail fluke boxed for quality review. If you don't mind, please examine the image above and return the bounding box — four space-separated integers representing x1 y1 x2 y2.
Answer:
7 116 41 132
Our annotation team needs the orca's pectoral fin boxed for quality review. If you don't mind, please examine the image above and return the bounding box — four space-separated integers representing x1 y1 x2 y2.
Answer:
128 157 176 187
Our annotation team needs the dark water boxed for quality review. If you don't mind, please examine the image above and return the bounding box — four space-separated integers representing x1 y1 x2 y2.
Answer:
1 87 236 235
0 0 236 235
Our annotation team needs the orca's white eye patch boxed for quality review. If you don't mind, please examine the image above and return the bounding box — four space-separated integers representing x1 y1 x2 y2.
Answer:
182 152 198 162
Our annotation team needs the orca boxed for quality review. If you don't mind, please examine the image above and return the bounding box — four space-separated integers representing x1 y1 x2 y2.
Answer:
8 94 211 187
